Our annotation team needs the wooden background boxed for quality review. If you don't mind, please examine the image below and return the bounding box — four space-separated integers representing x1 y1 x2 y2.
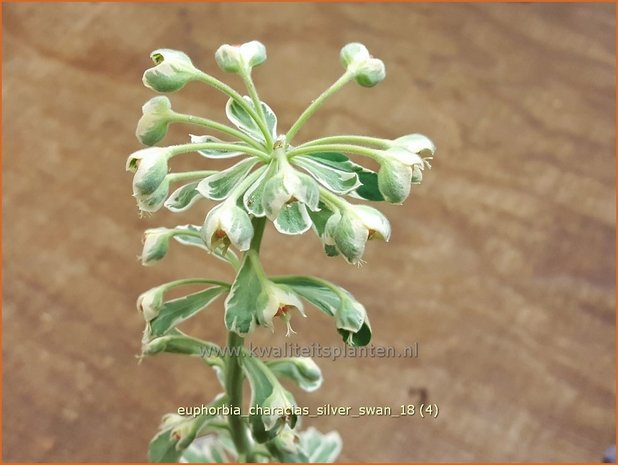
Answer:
3 3 615 462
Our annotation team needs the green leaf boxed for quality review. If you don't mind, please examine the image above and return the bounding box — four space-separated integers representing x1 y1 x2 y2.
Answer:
271 276 372 346
224 252 268 335
299 427 343 463
196 158 259 201
165 181 203 212
226 97 277 143
265 358 323 392
293 155 360 194
149 287 227 338
301 152 384 201
274 202 312 235
190 135 247 158
149 428 184 463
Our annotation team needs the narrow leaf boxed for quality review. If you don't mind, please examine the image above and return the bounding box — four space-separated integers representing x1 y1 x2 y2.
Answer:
293 156 360 194
226 97 277 143
149 287 227 337
196 158 258 201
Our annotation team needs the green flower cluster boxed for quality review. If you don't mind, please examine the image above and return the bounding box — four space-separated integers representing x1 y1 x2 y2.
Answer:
128 41 435 463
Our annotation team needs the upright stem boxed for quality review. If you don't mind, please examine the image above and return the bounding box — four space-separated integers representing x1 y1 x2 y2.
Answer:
225 331 252 462
240 72 273 151
285 71 353 145
225 216 267 463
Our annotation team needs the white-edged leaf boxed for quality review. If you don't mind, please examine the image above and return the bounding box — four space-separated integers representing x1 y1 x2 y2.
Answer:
226 97 277 143
196 158 258 201
190 134 247 158
149 286 227 338
274 202 312 235
224 253 267 335
265 358 323 392
164 181 203 212
293 156 361 194
243 162 274 217
301 152 384 201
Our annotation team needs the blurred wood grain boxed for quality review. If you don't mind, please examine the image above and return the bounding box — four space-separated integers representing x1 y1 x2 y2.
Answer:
2 3 615 462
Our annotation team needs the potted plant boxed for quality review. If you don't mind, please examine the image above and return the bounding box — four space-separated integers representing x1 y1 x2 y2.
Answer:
127 40 435 463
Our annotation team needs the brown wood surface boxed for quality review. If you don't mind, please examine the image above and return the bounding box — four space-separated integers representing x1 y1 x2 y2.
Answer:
3 3 615 462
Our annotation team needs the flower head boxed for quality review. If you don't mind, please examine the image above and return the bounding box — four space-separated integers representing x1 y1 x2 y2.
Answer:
142 49 199 93
377 135 435 203
127 147 171 213
260 282 305 336
215 41 267 73
140 228 173 266
262 164 320 227
324 204 391 265
201 202 254 252
137 286 165 322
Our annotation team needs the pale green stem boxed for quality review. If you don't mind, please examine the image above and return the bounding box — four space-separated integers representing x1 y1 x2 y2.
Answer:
166 170 216 183
296 135 390 149
286 71 354 144
171 113 264 150
317 185 350 212
240 70 273 150
225 217 267 463
168 142 269 162
159 277 231 292
196 71 272 146
287 143 382 161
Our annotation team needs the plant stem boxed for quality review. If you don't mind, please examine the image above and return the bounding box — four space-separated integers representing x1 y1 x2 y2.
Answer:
169 142 269 161
171 113 264 150
225 216 267 462
166 170 216 183
285 71 353 145
240 71 273 151
286 143 381 161
225 331 253 462
197 71 273 147
296 134 390 149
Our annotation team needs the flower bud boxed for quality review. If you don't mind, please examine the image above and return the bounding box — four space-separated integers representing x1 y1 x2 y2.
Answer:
137 286 165 322
215 40 267 73
127 147 170 197
201 203 254 252
142 49 199 93
140 228 173 266
135 177 170 213
340 42 385 87
135 96 175 146
326 205 391 265
377 158 412 204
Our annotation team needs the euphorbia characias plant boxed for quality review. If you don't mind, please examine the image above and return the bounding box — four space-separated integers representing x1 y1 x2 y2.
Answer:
128 40 435 463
